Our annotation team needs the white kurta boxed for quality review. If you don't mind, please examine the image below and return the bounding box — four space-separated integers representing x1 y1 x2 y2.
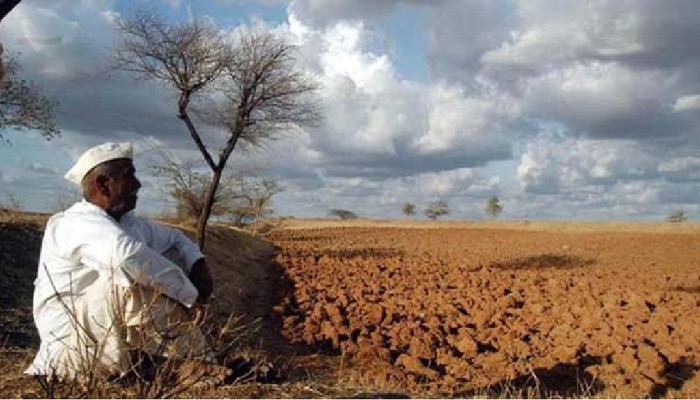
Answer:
25 200 205 376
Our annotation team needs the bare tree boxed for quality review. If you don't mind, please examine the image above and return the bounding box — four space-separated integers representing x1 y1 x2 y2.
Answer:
228 178 283 236
149 140 283 236
114 10 320 249
150 145 241 224
0 54 59 143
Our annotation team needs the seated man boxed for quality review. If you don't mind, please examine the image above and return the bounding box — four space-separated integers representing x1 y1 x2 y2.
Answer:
25 142 214 379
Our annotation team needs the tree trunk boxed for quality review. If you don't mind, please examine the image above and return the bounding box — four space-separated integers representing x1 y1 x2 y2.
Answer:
196 168 223 250
178 98 216 171
251 206 261 236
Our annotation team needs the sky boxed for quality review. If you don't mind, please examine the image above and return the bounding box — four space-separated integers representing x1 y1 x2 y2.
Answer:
2 0 700 221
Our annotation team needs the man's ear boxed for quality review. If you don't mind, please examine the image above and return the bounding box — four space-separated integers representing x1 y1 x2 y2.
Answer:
95 174 111 197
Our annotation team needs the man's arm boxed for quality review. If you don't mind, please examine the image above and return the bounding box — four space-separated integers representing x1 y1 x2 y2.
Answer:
135 218 205 274
137 219 215 303
134 218 214 305
113 232 200 307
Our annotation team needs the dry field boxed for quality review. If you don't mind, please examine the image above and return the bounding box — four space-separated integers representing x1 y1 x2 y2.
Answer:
269 218 700 397
1 211 700 398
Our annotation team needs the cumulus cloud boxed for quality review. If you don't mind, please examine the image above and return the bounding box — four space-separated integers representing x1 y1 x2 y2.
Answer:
0 0 195 150
425 0 514 78
289 0 438 28
284 15 516 180
406 0 700 146
513 128 700 219
517 131 661 194
480 1 646 72
518 62 687 139
673 94 700 112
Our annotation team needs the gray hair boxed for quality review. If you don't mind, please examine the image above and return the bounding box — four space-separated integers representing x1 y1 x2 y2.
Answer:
80 161 124 198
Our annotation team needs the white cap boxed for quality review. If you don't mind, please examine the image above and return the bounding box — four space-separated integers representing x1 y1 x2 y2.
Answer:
64 142 133 185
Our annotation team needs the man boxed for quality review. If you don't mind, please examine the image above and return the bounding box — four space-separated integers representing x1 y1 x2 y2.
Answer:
25 142 214 378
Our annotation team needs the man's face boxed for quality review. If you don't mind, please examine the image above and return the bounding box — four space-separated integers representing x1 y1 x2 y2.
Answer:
106 159 141 217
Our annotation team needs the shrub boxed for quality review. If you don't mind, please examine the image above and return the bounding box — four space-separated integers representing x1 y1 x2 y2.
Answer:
402 202 416 218
667 210 688 223
485 195 503 219
424 200 449 220
329 209 358 220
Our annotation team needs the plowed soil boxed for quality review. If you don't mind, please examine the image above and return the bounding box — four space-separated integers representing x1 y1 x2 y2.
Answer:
269 222 700 398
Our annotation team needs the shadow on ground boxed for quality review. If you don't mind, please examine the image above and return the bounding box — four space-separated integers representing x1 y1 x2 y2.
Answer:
490 253 596 271
671 286 700 294
648 357 699 398
0 221 43 349
456 358 605 398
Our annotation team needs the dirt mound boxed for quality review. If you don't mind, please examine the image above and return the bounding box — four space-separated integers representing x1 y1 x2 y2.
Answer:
0 219 45 348
190 224 279 323
269 227 700 398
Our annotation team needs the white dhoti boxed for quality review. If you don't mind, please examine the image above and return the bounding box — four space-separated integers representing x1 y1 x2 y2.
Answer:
30 277 208 379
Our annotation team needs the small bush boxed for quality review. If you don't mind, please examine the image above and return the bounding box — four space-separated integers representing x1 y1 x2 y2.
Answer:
0 192 24 222
424 200 449 220
485 195 503 219
402 203 416 218
329 209 358 220
667 210 688 223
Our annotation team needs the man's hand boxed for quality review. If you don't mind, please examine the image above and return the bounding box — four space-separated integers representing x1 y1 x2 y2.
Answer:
189 258 213 304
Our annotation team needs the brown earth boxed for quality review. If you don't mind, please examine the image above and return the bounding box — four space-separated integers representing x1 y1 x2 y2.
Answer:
2 212 700 398
269 221 700 398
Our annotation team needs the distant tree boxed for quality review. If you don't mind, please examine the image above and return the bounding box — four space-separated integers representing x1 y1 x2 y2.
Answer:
0 191 22 211
150 145 239 224
667 210 688 223
402 202 416 218
0 54 59 143
150 144 283 231
485 195 503 219
425 200 449 220
228 178 283 236
329 209 358 220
